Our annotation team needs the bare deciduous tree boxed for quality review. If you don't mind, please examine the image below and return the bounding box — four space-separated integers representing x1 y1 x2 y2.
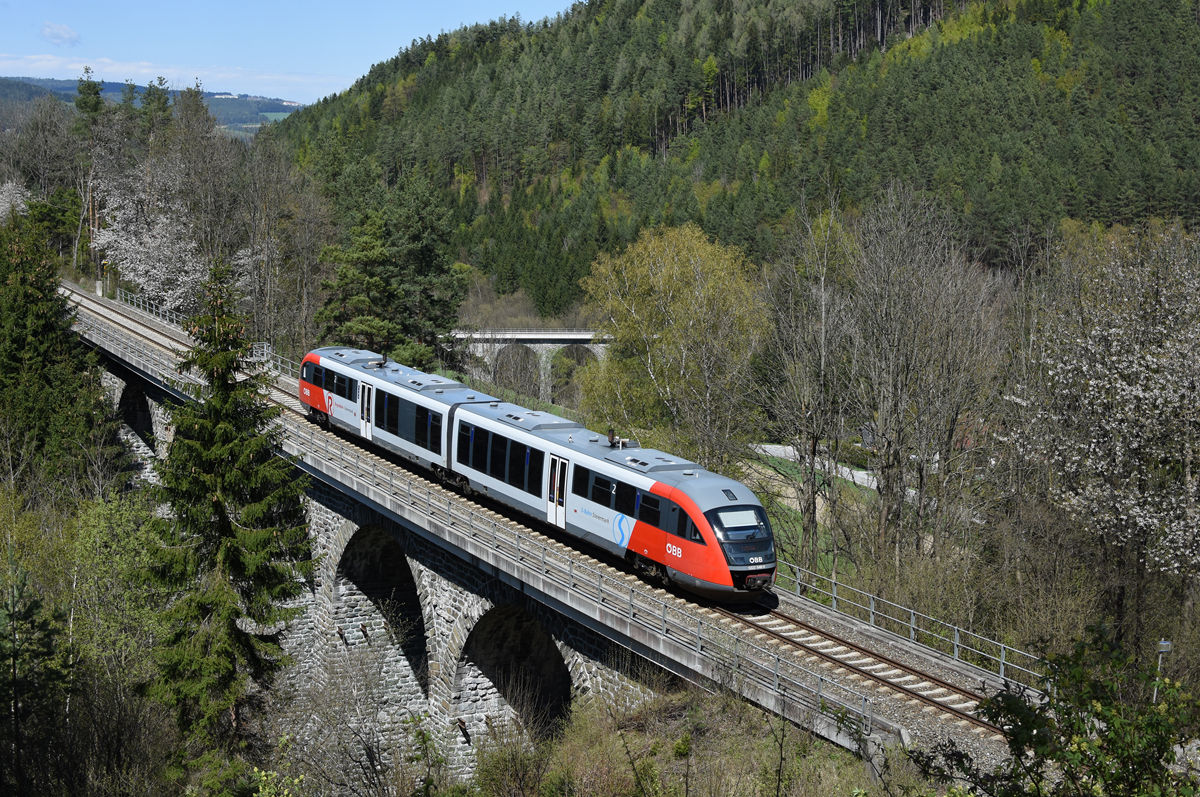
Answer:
846 185 1004 577
760 197 853 569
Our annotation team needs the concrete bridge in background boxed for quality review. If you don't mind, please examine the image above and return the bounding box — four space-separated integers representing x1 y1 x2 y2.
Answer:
453 328 606 403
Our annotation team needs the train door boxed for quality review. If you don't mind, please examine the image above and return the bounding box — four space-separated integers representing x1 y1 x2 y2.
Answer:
359 383 373 440
547 456 568 528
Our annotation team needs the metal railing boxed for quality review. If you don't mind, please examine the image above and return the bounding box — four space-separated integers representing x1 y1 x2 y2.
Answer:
279 414 875 733
74 314 204 398
777 562 1041 686
116 287 189 328
70 297 880 739
250 342 302 382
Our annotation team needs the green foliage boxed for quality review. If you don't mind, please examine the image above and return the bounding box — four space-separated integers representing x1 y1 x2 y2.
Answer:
149 262 312 781
0 550 70 793
579 223 766 471
317 173 466 365
251 765 305 797
72 495 162 675
280 0 1200 314
912 626 1200 796
74 66 104 122
0 215 117 494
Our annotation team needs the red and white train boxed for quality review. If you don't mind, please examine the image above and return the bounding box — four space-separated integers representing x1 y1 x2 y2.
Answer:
298 346 776 601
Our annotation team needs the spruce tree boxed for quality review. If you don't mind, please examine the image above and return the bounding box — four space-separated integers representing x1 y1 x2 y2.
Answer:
149 263 311 782
316 174 465 369
0 214 117 495
0 554 69 794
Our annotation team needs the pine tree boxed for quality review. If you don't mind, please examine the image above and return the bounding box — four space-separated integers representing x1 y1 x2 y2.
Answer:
316 175 466 369
0 551 69 794
149 263 311 782
0 214 116 494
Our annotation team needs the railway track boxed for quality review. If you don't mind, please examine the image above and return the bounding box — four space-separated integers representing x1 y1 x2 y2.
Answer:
705 604 1001 735
64 283 1007 741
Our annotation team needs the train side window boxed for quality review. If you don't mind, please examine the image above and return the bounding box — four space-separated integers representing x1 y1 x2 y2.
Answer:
591 475 613 507
688 519 705 544
679 516 695 540
398 398 416 443
489 432 508 480
386 394 400 435
415 405 429 449
572 466 590 497
312 366 326 390
301 362 313 382
457 423 472 465
429 412 442 455
666 504 683 537
526 449 544 496
639 494 661 529
507 442 526 488
614 481 637 516
374 390 386 429
333 373 355 400
472 426 489 471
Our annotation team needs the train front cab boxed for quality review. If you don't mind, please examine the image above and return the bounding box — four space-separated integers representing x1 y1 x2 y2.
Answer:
660 481 777 603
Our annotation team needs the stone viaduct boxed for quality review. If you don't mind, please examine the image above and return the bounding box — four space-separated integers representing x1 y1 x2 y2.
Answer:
71 286 896 783
97 358 653 777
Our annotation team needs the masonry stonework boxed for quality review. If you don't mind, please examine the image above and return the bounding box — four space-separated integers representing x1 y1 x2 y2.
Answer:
290 479 658 777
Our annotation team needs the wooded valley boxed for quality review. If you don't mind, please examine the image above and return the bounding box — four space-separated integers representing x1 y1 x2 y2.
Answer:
1 0 1200 793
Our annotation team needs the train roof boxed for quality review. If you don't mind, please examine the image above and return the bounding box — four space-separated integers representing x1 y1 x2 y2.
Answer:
459 400 737 495
312 348 759 507
311 347 494 398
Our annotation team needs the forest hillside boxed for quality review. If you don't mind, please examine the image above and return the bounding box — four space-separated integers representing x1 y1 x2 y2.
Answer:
280 0 1200 314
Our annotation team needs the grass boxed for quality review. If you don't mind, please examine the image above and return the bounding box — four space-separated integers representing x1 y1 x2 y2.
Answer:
471 685 918 797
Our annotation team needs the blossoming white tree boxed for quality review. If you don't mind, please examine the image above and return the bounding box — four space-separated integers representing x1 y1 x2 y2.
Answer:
92 153 205 313
90 85 233 315
0 182 29 223
1037 222 1200 657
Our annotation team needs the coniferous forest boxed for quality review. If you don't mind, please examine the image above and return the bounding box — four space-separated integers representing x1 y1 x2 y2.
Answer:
281 0 1200 313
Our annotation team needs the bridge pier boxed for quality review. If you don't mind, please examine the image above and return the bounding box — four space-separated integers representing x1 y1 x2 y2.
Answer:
288 479 657 777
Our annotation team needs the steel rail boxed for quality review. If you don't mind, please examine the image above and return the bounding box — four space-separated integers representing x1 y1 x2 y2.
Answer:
710 605 1000 735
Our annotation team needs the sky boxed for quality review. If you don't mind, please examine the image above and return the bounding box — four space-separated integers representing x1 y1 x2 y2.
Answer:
0 0 574 104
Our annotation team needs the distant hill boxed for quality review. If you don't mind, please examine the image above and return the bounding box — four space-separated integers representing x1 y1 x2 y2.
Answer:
2 76 124 102
0 77 58 104
0 75 303 132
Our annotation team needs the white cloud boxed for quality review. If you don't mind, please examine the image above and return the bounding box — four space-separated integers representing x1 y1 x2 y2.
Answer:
0 53 350 103
41 22 81 47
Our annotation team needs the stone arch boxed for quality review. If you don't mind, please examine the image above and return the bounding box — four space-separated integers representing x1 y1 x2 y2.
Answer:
332 524 429 701
492 344 539 398
118 381 154 447
449 604 572 745
550 344 597 408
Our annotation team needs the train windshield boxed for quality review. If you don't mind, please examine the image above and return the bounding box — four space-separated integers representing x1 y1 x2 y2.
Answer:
705 506 772 541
